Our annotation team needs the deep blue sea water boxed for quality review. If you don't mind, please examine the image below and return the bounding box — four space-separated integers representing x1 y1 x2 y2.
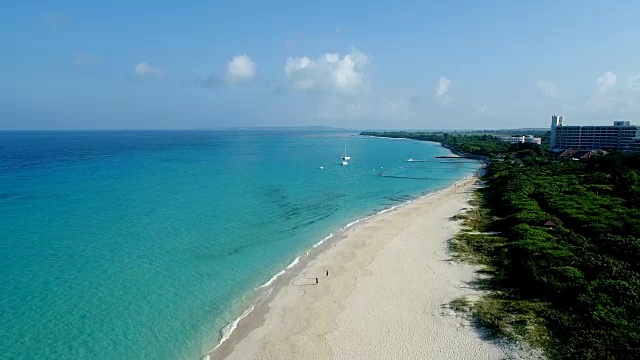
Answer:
0 130 479 360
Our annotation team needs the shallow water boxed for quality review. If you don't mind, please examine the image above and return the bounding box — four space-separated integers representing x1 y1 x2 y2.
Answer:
0 130 478 360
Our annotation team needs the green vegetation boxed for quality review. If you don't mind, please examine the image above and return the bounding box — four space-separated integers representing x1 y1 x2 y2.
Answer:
448 296 472 313
364 131 640 359
361 131 517 158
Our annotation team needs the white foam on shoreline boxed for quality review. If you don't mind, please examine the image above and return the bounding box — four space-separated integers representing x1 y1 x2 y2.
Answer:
212 255 305 352
258 270 286 289
205 166 484 359
286 256 300 269
313 233 334 249
212 304 256 352
257 256 301 290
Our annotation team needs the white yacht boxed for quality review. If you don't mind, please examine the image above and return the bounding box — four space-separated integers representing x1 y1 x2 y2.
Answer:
341 145 351 161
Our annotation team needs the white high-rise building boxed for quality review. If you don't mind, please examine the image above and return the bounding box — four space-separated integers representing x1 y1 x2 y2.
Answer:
549 115 640 152
550 114 564 149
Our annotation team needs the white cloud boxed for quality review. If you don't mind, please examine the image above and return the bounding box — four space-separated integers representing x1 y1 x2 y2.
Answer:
134 62 166 77
536 81 558 99
479 105 492 116
585 71 640 118
435 77 451 98
284 50 369 93
225 54 256 83
597 71 617 92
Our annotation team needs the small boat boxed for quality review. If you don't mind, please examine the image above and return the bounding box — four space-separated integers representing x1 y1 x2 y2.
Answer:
341 160 349 166
341 145 351 161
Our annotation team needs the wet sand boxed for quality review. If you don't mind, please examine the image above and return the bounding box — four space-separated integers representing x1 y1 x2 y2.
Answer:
210 176 506 360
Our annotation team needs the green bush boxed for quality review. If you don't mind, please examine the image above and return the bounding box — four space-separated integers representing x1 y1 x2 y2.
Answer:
363 132 640 359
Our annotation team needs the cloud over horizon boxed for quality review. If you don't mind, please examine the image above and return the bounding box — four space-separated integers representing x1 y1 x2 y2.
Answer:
225 54 256 83
284 50 369 93
583 71 640 119
134 62 166 77
597 71 617 92
435 77 451 98
479 105 492 116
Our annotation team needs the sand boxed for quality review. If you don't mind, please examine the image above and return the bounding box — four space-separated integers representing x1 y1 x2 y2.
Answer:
211 176 507 360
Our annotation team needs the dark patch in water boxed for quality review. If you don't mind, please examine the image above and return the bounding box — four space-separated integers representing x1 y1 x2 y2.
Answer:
0 192 52 204
0 192 21 200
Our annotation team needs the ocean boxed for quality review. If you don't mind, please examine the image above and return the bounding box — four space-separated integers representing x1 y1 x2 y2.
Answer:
0 129 479 360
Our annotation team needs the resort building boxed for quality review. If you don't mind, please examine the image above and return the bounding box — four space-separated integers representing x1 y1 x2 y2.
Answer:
558 149 600 160
550 115 640 152
497 135 542 145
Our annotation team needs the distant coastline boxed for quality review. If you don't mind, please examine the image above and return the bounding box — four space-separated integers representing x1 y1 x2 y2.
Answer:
360 131 491 162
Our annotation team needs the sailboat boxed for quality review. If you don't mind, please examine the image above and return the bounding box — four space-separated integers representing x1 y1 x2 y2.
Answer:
341 144 351 160
341 144 350 165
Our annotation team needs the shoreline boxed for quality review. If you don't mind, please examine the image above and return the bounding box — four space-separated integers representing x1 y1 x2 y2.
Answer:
360 133 491 163
204 169 492 360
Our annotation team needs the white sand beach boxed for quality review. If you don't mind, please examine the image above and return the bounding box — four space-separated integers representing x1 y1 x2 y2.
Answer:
211 176 507 360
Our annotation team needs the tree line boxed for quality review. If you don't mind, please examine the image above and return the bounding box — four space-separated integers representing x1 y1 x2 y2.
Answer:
363 131 640 359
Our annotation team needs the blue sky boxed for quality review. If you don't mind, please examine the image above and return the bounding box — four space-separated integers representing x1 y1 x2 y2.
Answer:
3 0 640 130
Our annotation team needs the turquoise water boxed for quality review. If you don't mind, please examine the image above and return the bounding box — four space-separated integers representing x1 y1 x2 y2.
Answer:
0 130 479 360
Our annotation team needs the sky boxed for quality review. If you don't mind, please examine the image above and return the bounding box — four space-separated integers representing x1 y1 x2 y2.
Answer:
3 0 640 130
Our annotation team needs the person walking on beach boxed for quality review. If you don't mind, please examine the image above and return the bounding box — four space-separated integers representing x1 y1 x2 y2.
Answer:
315 277 318 285
326 269 329 277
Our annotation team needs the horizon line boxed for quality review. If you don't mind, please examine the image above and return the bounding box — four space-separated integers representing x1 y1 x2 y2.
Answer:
0 126 549 132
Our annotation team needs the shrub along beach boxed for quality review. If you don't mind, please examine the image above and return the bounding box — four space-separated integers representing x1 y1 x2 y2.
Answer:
212 169 509 360
365 131 640 359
